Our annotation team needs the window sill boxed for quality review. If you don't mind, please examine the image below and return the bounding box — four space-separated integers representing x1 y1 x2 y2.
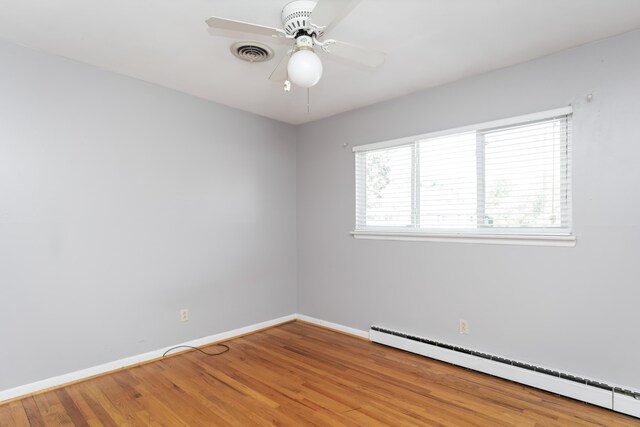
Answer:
350 231 576 247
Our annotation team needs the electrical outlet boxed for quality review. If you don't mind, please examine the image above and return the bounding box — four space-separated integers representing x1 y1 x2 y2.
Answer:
180 309 189 322
459 319 469 335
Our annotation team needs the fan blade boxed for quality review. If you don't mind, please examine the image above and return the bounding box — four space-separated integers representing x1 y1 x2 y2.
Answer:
322 40 385 67
269 52 291 81
309 0 361 31
206 16 283 38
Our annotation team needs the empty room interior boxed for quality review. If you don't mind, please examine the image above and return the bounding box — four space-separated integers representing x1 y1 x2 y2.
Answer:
2 0 640 425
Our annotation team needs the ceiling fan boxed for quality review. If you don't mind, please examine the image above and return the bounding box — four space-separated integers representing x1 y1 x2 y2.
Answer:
205 0 385 91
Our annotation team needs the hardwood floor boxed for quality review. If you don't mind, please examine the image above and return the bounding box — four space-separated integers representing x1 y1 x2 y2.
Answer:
1 321 638 426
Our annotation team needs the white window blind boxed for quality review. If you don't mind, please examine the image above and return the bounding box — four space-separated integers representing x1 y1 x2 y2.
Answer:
354 108 573 244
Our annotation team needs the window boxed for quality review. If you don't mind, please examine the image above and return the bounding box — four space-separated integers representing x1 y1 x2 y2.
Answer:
353 107 574 246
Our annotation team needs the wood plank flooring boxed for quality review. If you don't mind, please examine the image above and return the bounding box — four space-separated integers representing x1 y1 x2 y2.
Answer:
1 321 638 426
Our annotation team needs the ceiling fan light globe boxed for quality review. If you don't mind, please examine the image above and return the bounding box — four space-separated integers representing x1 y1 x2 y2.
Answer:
287 50 323 88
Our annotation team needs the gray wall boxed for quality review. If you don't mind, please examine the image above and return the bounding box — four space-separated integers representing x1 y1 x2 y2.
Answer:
3 28 640 394
297 30 640 389
0 40 297 391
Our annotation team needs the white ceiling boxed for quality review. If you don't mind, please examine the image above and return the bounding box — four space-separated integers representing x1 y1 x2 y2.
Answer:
1 0 640 124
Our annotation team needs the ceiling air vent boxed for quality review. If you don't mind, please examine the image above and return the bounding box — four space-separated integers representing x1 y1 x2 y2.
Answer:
231 42 274 63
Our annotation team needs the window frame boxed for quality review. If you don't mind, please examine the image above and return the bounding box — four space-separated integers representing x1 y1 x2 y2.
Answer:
352 107 575 247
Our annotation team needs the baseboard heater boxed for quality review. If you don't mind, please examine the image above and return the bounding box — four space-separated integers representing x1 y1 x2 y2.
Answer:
369 326 640 419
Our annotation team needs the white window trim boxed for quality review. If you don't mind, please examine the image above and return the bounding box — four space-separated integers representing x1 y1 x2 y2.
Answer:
352 106 575 247
351 231 576 247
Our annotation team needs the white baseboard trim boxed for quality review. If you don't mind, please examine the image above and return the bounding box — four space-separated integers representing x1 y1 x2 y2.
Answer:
614 392 640 418
296 314 369 339
370 328 640 418
5 314 637 419
370 330 611 408
0 314 296 403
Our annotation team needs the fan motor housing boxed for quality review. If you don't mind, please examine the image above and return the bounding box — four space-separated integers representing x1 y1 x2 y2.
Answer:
281 0 324 37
